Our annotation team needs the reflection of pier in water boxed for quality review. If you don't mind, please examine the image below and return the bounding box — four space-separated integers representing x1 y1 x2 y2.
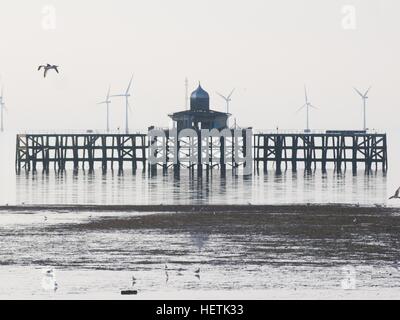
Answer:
15 130 388 175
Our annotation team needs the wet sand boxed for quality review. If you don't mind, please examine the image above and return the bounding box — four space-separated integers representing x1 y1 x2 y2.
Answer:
1 204 400 298
0 203 398 215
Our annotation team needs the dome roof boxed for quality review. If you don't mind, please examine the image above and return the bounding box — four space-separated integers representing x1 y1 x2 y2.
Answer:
191 84 209 100
190 83 210 111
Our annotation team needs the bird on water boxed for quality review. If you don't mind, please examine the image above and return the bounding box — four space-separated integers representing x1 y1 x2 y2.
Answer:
389 187 400 200
38 64 59 78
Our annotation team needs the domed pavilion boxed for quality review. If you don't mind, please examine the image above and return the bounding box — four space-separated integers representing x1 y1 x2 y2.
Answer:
169 83 229 132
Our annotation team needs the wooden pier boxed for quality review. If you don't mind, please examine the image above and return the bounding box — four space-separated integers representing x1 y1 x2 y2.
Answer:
147 128 251 176
15 133 147 173
254 131 388 173
15 130 388 174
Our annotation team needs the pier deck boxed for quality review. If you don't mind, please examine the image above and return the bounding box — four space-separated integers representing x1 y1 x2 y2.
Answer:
15 131 388 174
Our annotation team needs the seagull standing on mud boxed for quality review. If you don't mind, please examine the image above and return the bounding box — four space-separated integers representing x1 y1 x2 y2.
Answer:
194 268 201 280
389 187 400 200
164 264 169 284
41 268 58 292
38 64 59 78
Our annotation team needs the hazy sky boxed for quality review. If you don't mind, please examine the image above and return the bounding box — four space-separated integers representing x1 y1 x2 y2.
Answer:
0 0 398 132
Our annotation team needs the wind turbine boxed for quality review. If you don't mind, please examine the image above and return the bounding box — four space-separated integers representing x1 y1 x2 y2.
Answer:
297 86 317 132
216 88 235 127
111 75 133 134
0 86 6 132
353 86 371 131
97 86 111 132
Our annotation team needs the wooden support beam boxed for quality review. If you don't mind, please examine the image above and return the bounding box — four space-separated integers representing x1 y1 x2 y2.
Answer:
13 132 388 175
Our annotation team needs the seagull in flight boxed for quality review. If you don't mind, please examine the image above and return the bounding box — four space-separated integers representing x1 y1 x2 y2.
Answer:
389 187 400 199
38 64 59 78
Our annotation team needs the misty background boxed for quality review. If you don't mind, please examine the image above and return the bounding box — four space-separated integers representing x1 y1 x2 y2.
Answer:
0 0 398 132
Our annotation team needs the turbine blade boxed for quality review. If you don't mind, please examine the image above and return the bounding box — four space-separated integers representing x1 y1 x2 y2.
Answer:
304 85 308 103
353 87 364 98
364 86 372 96
110 94 126 97
297 104 307 113
227 88 235 99
126 75 133 95
310 104 318 109
107 85 111 99
216 92 228 101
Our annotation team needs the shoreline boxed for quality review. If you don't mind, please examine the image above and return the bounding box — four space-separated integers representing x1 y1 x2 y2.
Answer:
0 203 398 214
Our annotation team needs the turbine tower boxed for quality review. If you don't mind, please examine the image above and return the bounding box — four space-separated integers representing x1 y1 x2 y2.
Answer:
111 75 133 134
354 86 371 131
216 88 235 127
98 86 111 132
0 86 5 132
297 86 317 132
